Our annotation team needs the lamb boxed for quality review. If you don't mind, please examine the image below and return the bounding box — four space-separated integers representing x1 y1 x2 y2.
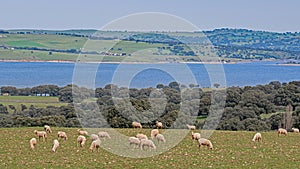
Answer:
136 133 148 140
98 131 111 139
89 139 101 152
292 128 299 133
192 131 201 140
57 131 68 141
156 134 166 143
132 121 142 129
52 139 59 152
150 129 159 139
156 121 163 129
198 138 213 150
140 139 156 150
128 137 140 148
278 128 288 136
34 130 47 142
252 132 262 142
77 129 88 135
77 135 87 147
186 124 196 130
44 125 52 134
29 138 37 150
90 134 99 141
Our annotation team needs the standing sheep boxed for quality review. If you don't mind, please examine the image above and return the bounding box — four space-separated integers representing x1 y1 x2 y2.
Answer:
156 121 163 129
150 129 159 139
52 139 59 152
129 137 140 148
90 134 99 141
186 124 196 130
98 131 111 139
57 131 68 141
278 128 288 136
198 138 213 150
156 134 166 143
252 132 262 142
34 130 47 142
77 135 87 147
192 131 201 140
292 128 299 133
77 129 88 136
140 139 156 150
29 138 37 150
132 121 142 129
136 133 148 140
44 125 52 134
89 139 101 152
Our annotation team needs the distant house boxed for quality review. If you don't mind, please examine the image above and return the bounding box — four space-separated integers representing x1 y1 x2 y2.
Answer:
2 93 10 96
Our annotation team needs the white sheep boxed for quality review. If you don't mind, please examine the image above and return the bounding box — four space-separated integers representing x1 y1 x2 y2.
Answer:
192 131 201 140
90 134 99 141
156 121 163 129
156 134 166 143
29 138 37 150
140 139 156 150
34 130 47 142
252 132 262 142
132 121 142 129
77 135 87 147
98 131 111 139
278 128 288 136
198 138 213 150
89 139 101 152
77 129 88 136
128 137 140 148
44 125 52 134
292 128 299 133
57 131 68 141
52 139 59 152
186 124 196 130
136 133 148 140
150 129 159 139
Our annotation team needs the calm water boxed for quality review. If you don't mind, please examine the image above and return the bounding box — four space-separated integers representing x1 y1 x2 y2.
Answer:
0 62 299 88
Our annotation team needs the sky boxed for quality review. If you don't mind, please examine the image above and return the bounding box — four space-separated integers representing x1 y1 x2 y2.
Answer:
1 0 300 32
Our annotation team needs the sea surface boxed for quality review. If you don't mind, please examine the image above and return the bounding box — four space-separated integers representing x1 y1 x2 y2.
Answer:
0 61 299 88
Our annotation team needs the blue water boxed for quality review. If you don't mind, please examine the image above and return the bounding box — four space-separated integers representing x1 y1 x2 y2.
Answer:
0 62 299 88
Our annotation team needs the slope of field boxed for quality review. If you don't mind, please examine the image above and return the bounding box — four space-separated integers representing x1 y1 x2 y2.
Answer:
0 128 299 168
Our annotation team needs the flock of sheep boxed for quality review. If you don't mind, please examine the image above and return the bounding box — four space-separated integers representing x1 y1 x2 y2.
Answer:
29 123 299 153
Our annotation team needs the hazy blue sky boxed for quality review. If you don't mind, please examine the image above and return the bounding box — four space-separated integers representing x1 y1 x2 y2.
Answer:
1 0 299 32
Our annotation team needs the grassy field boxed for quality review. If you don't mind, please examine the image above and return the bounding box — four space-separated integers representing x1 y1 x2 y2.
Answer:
0 127 299 168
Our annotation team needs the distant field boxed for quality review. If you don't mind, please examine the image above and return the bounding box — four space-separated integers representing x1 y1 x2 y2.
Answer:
0 128 299 168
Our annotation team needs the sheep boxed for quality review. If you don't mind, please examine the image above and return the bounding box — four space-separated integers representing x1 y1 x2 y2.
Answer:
89 139 101 152
29 138 37 150
136 133 148 140
34 130 47 142
186 124 196 130
90 134 99 141
52 139 59 152
278 128 288 136
77 135 87 147
192 131 201 140
292 128 299 133
156 121 163 129
140 139 156 150
132 121 142 129
198 138 213 150
156 134 166 143
57 131 68 141
77 129 88 136
98 131 111 139
150 129 159 139
252 132 262 142
44 125 52 134
129 137 140 148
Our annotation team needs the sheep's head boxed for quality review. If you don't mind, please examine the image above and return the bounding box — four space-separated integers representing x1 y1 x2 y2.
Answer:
34 130 38 134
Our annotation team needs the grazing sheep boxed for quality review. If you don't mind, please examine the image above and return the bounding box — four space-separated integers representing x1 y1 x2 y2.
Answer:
198 138 213 150
150 129 159 139
89 139 101 152
52 139 59 152
57 131 68 141
156 121 163 129
77 129 88 136
192 131 201 140
29 138 37 150
44 125 52 134
129 137 140 148
132 121 142 129
292 128 299 133
140 139 156 150
252 132 262 142
278 128 288 136
34 130 47 142
156 134 166 143
136 133 148 140
90 134 99 141
98 131 111 139
77 135 87 147
186 124 196 130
